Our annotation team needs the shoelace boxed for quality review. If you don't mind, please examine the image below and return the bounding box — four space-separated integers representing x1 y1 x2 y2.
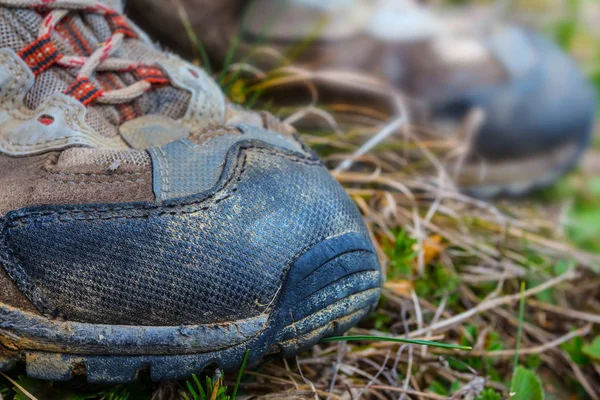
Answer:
0 0 170 106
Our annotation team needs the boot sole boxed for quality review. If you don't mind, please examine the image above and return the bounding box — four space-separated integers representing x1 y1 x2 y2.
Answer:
458 135 591 198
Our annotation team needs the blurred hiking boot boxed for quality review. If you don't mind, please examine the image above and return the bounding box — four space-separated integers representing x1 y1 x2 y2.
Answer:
0 0 381 382
129 0 597 197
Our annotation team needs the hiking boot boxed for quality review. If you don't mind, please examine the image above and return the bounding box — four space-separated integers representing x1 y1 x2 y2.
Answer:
129 0 597 197
0 0 381 382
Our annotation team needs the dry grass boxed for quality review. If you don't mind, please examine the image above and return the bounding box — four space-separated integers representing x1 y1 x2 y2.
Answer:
167 38 598 397
210 16 600 395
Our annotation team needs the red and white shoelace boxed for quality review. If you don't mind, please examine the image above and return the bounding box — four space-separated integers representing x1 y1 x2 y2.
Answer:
0 0 170 106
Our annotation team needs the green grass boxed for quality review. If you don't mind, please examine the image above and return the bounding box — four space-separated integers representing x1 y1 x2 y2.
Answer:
536 171 600 255
321 335 473 350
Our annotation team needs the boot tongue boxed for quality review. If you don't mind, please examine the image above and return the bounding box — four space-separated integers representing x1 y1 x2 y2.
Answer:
0 7 192 139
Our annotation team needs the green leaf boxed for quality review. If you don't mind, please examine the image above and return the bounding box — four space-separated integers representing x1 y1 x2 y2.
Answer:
583 336 600 361
476 388 502 400
526 354 542 370
186 379 199 399
510 367 545 400
449 380 461 394
427 380 449 396
527 277 554 304
561 336 590 366
589 177 600 197
553 260 573 277
12 376 50 400
568 204 600 254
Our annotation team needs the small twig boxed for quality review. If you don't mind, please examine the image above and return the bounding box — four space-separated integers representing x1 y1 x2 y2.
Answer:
564 350 600 400
285 106 342 134
0 372 37 400
513 282 526 372
282 358 300 390
294 356 318 400
357 350 391 400
327 341 346 400
407 270 578 338
528 299 600 324
337 364 387 389
421 293 448 359
593 364 600 386
411 290 424 333
352 385 447 400
400 344 414 400
451 107 485 183
335 114 409 173
459 324 592 357
450 377 486 400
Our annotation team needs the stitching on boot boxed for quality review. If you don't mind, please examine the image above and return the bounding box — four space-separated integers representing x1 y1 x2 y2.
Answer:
5 145 322 226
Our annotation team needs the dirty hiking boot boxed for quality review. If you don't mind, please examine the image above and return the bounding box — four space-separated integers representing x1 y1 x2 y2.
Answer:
0 0 381 382
129 0 597 197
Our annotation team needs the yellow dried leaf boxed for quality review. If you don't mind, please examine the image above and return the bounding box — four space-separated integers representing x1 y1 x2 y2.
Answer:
421 234 446 265
384 280 413 296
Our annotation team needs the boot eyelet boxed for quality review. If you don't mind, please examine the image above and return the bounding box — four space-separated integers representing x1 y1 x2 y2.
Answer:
37 114 55 126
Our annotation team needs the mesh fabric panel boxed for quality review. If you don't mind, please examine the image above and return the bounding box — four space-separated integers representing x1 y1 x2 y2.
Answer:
0 9 29 50
149 125 305 201
56 148 152 168
4 148 368 325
